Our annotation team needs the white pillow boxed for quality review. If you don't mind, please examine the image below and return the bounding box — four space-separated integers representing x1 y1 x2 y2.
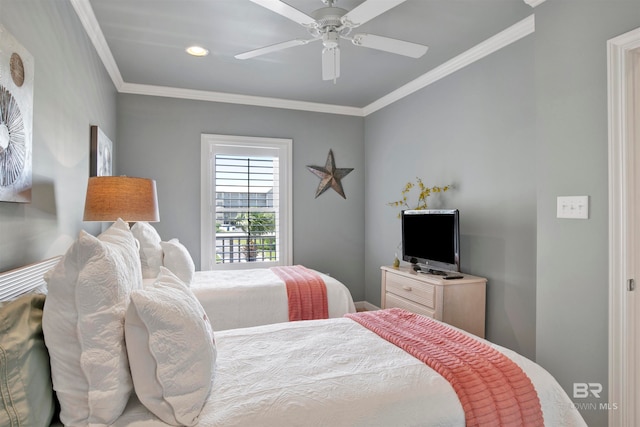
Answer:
42 219 142 426
161 238 195 285
131 221 163 279
125 267 216 426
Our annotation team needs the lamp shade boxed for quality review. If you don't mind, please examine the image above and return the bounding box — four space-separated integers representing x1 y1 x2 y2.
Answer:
83 176 159 222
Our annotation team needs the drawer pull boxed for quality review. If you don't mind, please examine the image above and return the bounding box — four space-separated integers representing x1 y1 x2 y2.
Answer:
402 285 412 291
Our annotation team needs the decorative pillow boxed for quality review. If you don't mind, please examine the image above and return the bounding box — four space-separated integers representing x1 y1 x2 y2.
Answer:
0 294 55 427
131 221 163 279
125 267 216 426
161 238 195 286
42 219 142 426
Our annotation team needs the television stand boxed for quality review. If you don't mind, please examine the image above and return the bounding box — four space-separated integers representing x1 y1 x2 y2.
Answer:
380 265 487 337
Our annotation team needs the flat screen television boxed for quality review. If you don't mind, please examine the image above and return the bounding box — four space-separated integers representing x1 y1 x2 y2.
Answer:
401 209 460 274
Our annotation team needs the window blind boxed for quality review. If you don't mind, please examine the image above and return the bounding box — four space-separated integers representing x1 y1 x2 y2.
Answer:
214 154 279 264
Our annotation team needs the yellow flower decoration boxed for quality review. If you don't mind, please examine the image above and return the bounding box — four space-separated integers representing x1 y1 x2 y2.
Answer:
388 178 451 217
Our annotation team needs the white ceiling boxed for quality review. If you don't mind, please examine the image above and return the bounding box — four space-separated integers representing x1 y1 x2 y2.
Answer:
77 0 535 115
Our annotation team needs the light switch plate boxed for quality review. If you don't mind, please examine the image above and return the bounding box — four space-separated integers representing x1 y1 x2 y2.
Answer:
557 196 589 219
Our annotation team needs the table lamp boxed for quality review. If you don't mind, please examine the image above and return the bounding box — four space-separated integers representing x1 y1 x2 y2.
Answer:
83 176 159 223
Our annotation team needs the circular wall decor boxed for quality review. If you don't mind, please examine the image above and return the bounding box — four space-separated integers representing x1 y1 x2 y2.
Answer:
0 84 26 187
10 52 25 87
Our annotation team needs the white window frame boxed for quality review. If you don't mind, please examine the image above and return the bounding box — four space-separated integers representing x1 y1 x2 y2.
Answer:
201 134 292 270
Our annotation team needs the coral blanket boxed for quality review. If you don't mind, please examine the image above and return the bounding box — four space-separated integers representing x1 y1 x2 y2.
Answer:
270 265 328 321
346 308 544 427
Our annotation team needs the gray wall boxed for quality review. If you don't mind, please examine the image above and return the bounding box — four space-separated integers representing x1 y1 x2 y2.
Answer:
362 2 640 426
535 2 640 426
0 0 116 272
364 37 537 359
115 94 366 300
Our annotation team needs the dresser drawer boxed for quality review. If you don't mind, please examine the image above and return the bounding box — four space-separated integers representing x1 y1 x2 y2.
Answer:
385 293 436 318
385 274 435 308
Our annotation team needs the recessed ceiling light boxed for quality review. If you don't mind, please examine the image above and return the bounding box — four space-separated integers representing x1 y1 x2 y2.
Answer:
186 46 209 57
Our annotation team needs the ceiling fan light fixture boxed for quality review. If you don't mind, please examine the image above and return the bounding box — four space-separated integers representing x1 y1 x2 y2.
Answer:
186 45 209 57
322 46 340 82
322 31 339 49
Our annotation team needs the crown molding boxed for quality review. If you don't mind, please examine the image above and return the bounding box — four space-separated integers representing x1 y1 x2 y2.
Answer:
362 14 534 116
73 1 534 118
69 0 124 90
119 82 364 116
523 0 547 7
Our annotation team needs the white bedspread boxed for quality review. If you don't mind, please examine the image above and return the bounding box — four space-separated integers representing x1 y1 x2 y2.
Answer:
189 268 356 331
112 318 586 427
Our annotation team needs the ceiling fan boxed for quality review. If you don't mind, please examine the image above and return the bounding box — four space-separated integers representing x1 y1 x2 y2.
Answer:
235 0 428 82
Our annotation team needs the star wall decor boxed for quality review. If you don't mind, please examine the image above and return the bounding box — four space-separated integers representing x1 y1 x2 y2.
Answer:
306 149 354 199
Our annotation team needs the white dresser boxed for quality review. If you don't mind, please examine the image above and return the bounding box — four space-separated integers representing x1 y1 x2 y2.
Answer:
380 265 487 338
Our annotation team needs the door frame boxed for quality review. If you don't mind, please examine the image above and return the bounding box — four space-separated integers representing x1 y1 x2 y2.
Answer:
607 26 640 427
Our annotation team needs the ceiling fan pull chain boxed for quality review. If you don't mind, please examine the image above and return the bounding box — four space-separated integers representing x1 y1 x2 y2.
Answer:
333 48 338 84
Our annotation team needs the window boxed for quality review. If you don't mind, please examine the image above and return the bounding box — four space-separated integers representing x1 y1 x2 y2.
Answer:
201 134 292 270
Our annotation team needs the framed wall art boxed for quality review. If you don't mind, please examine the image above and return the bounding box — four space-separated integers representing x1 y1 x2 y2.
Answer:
0 25 34 203
90 125 113 176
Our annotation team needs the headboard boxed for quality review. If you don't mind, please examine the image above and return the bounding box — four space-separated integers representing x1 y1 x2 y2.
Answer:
0 256 61 301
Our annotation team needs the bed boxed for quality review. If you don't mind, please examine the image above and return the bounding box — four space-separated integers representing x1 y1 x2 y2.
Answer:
134 221 356 331
94 311 586 427
0 221 587 427
190 268 356 331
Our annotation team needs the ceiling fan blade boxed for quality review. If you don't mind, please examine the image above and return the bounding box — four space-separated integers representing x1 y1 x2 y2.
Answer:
249 0 316 27
235 38 317 60
341 0 406 28
351 33 428 58
322 47 340 81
